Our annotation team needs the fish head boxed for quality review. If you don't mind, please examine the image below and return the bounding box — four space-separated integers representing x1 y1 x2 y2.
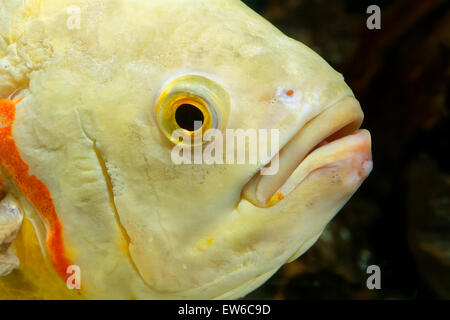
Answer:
1 0 372 299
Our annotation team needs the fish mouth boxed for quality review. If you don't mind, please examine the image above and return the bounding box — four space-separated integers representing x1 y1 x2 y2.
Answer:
242 96 372 207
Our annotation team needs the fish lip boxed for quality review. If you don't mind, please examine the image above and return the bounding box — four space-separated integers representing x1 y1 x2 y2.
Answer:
242 95 367 207
263 94 359 169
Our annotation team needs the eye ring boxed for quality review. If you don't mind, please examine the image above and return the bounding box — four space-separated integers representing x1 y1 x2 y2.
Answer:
156 75 230 146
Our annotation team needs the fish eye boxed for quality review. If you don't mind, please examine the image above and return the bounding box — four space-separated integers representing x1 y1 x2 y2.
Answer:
156 75 230 145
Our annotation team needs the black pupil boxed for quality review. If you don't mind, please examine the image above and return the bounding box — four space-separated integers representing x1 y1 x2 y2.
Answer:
175 104 205 131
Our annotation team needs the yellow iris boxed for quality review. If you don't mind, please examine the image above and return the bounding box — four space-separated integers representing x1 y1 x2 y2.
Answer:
156 75 230 146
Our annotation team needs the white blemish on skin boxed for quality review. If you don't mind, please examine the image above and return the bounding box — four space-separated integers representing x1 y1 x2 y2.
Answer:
348 171 362 186
299 102 313 119
105 161 124 197
329 156 373 187
276 88 302 109
239 44 264 57
362 161 374 177
274 88 322 123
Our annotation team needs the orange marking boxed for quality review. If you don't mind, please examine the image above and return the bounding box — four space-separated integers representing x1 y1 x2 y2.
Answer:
0 99 72 281
268 192 284 207
286 90 294 97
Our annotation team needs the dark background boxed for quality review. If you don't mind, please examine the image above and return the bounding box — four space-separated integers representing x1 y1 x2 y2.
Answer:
241 0 449 300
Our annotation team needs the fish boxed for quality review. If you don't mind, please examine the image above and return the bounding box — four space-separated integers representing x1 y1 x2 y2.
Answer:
0 0 372 299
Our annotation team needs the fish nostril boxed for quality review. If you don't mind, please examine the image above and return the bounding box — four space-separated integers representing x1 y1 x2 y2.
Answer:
175 104 205 131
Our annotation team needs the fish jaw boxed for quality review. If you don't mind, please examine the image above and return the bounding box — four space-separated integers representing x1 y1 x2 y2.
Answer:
275 129 373 206
239 116 373 256
213 130 372 298
243 95 367 207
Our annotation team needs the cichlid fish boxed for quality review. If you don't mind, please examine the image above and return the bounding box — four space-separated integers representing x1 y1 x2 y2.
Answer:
0 0 372 299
